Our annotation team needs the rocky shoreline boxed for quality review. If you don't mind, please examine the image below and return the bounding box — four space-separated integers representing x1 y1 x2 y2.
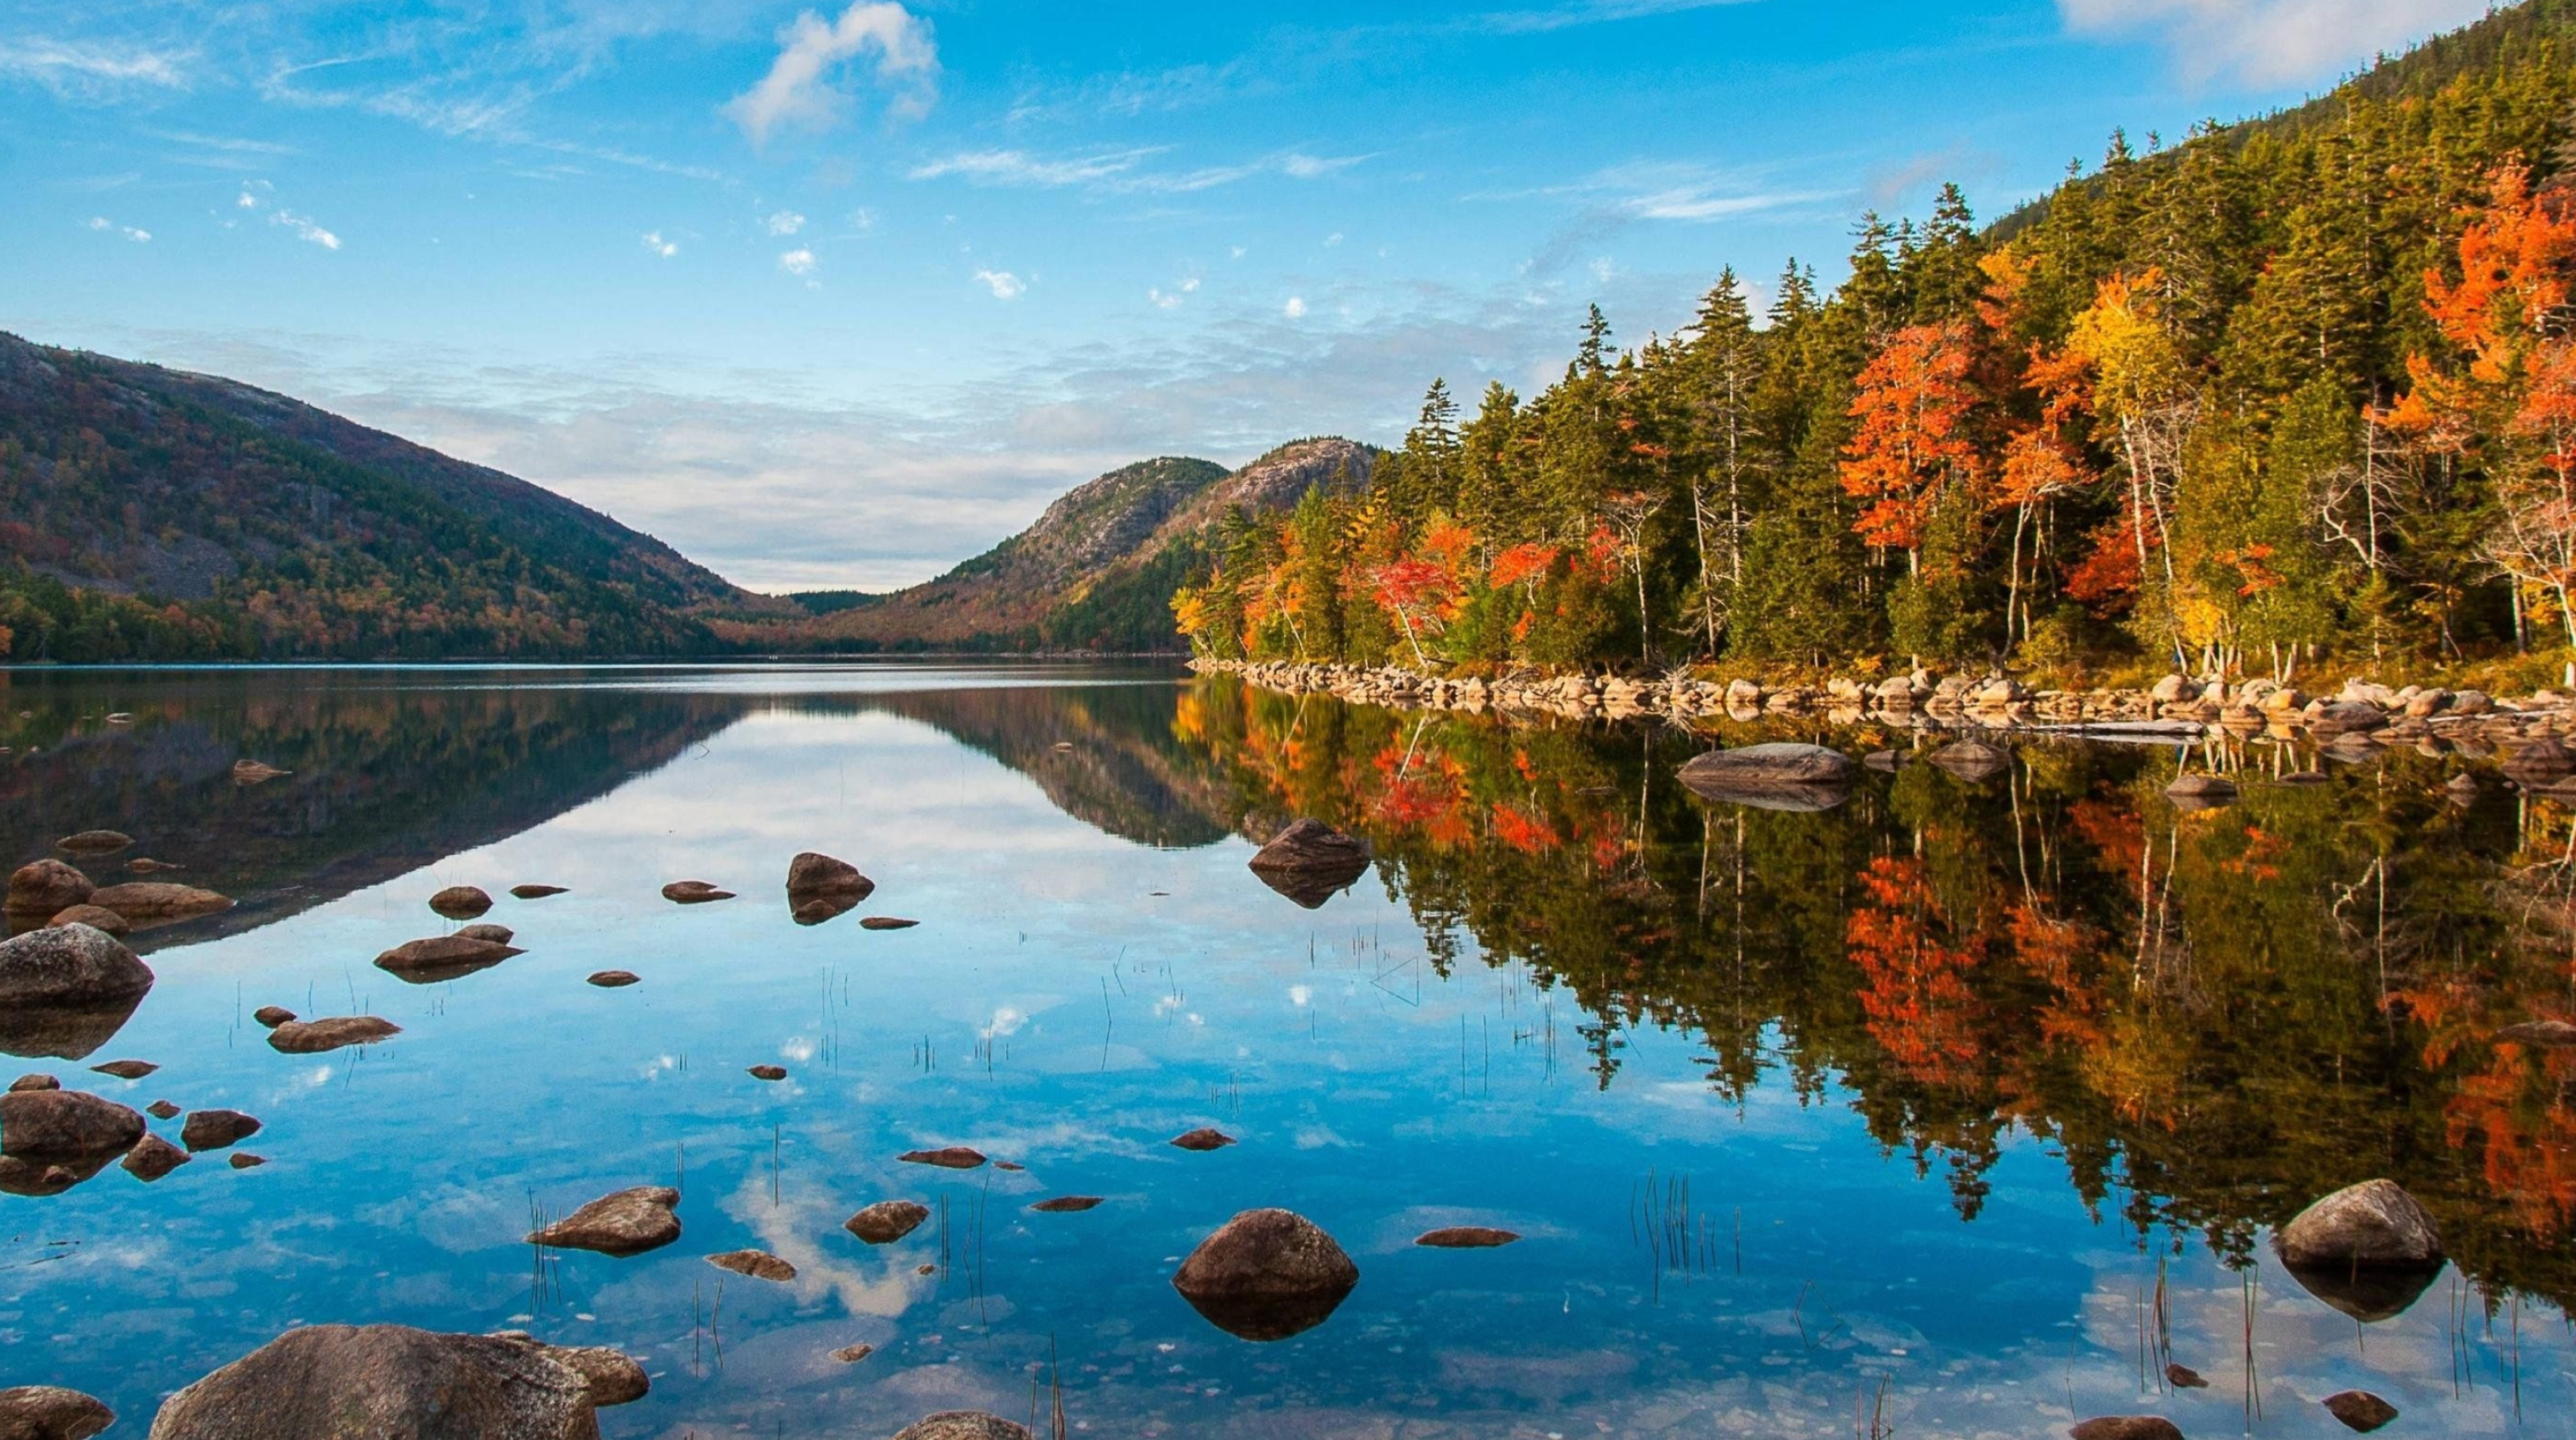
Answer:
1192 658 2576 758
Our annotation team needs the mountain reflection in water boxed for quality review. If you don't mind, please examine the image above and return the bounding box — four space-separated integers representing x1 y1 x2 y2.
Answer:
0 663 2568 1438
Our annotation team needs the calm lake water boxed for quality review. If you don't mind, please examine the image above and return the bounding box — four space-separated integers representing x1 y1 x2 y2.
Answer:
3 662 2571 1438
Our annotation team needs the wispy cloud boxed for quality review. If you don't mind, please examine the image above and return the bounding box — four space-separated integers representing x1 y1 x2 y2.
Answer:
909 146 1364 196
765 210 807 236
2057 0 2491 86
86 217 153 243
1283 296 1308 319
1472 0 1759 34
779 248 817 277
271 209 341 250
724 2 938 147
974 268 1025 300
641 230 680 258
0 38 191 95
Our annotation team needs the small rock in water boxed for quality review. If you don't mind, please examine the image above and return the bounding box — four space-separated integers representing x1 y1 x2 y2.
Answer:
181 1109 261 1152
5 859 95 918
122 1133 190 1181
229 1153 266 1170
88 1058 155 1080
0 1089 146 1159
230 759 290 783
0 1385 115 1440
792 897 855 925
86 882 232 923
2069 1420 2184 1440
588 970 641 987
747 1065 788 1081
427 885 493 919
994 1160 1025 1172
2164 773 2237 808
894 1414 1033 1440
1244 819 1373 906
2275 1178 2444 1269
2164 1362 2208 1389
708 1249 797 1282
899 1145 987 1170
373 935 523 982
916 1262 937 1275
455 922 514 944
786 851 874 900
1171 1127 1237 1151
2321 1391 2399 1433
1927 740 2013 783
526 1185 681 1256
266 1016 401 1054
9 1074 60 1092
509 883 569 899
2494 1018 2576 1048
832 1343 875 1364
56 830 131 855
125 857 181 873
1030 1195 1104 1213
662 880 734 904
860 915 919 930
252 1006 296 1028
845 1200 931 1244
1415 1226 1520 1248
1172 1207 1360 1343
147 1100 181 1120
47 904 130 937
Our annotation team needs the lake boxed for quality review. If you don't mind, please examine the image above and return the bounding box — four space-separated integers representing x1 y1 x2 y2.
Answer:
2 662 2571 1438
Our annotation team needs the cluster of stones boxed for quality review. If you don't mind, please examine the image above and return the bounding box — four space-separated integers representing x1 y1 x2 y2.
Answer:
1196 658 2574 746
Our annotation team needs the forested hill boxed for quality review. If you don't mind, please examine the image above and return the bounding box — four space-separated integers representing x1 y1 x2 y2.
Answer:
0 334 755 661
1175 0 2576 684
765 437 1375 653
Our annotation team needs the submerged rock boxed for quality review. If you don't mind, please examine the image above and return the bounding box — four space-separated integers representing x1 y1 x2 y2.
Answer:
147 1324 602 1440
1679 743 1858 786
1030 1195 1104 1213
831 1343 875 1364
0 993 147 1063
122 1133 190 1182
0 1386 114 1440
56 830 131 855
1170 1127 1237 1151
845 1200 931 1244
252 1006 296 1029
5 860 94 919
180 1109 262 1152
427 885 494 919
585 971 639 988
2068 1420 2183 1440
2322 1391 2399 1433
859 916 919 931
1415 1226 1521 1248
707 1249 796 1283
230 759 290 783
46 905 130 937
486 1333 648 1408
899 1146 986 1170
1172 1207 1360 1342
510 884 569 900
661 880 734 904
1927 740 2013 783
792 897 857 925
373 935 524 984
0 1089 146 1160
527 1185 681 1256
456 922 514 945
266 1016 401 1055
747 1065 787 1081
85 882 232 925
893 1415 1032 1440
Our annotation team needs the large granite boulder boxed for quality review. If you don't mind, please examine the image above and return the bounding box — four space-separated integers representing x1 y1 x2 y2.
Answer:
5 860 94 918
526 1186 681 1257
1172 1207 1359 1341
1678 743 1858 811
1245 820 1372 908
146 1324 604 1440
0 1386 115 1440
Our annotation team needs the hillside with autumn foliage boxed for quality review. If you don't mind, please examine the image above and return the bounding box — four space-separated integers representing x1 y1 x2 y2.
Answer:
1175 0 2576 684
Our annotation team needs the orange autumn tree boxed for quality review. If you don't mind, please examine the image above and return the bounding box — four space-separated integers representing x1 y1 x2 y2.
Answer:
2384 164 2576 647
1839 320 1988 576
1978 249 2098 650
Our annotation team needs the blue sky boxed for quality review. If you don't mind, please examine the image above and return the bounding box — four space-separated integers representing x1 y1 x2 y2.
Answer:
0 0 2497 591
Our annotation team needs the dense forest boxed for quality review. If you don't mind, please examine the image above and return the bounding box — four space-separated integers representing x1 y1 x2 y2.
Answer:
1175 0 2576 686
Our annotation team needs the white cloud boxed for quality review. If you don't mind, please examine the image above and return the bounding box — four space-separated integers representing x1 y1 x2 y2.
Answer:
1324 232 1344 247
724 2 938 147
270 209 340 249
86 217 151 243
1283 152 1370 180
1283 295 1308 319
1149 287 1183 310
765 209 806 236
0 38 190 95
849 207 878 231
974 268 1024 300
1181 277 1200 293
642 230 679 258
778 247 817 276
2057 0 2491 86
909 146 1350 196
236 190 260 209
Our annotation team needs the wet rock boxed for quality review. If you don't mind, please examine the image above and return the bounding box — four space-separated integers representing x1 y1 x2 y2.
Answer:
86 882 233 925
252 1006 295 1029
0 1089 146 1160
1415 1226 1521 1248
1030 1195 1104 1213
5 859 94 917
661 880 734 904
831 1343 874 1364
2277 1178 2444 1269
845 1199 931 1244
1172 1207 1360 1342
230 759 290 783
9 1074 57 1092
1927 740 2013 783
47 904 129 937
0 1155 96 1197
90 1058 156 1080
229 1153 265 1170
2068 1420 2183 1440
125 858 181 873
860 916 919 930
147 1100 181 1120
2164 1363 2207 1389
373 935 524 984
899 1146 987 1170
456 922 514 945
893 1414 1031 1440
786 852 874 901
747 1065 787 1081
56 830 131 855
2494 1018 2576 1047
1862 750 1902 772
148 1324 601 1440
1678 743 1860 811
527 1185 681 1256
1171 1127 1237 1151
428 885 494 919
123 1133 190 1182
707 1249 796 1282
2165 774 2237 808
792 897 857 925
2503 736 2576 781
585 971 639 988
994 1160 1025 1173
486 1333 648 1408
266 1016 401 1054
2321 1390 2398 1432
0 924 153 1018
0 993 147 1063
0 1386 114 1440
1244 818 1374 908
510 884 569 900
2312 700 2389 734
181 1109 261 1152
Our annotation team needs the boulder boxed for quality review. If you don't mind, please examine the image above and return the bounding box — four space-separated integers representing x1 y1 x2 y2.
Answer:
2321 1391 2398 1433
0 990 144 1064
1676 743 1860 813
1246 820 1373 908
509 884 569 900
2494 1018 2576 1048
859 916 919 930
2148 675 2197 704
0 924 153 1015
1170 1127 1237 1151
661 881 734 904
181 1109 262 1152
374 935 524 984
252 1006 296 1029
2312 700 2389 734
485 1334 647 1408
792 896 858 925
845 1199 931 1244
123 1133 190 1182
707 1249 796 1282
899 1146 987 1170
1927 740 2013 783
8 1074 56 1092
147 1324 602 1440
2503 737 2576 782
2276 1178 2444 1270
2068 1421 2183 1440
89 1059 156 1080
0 1089 146 1160
892 1416 1032 1440
5 860 94 917
229 1154 265 1170
0 1386 113 1440
786 852 874 901
230 759 291 783
55 831 131 855
46 905 129 938
125 858 181 873
2164 1364 2207 1389
1172 1207 1360 1342
526 1185 681 1257
266 1016 401 1054
585 972 639 988
1030 1195 1104 1213
85 883 233 925
1415 1226 1521 1248
428 885 493 919
147 1100 181 1119
456 922 514 945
